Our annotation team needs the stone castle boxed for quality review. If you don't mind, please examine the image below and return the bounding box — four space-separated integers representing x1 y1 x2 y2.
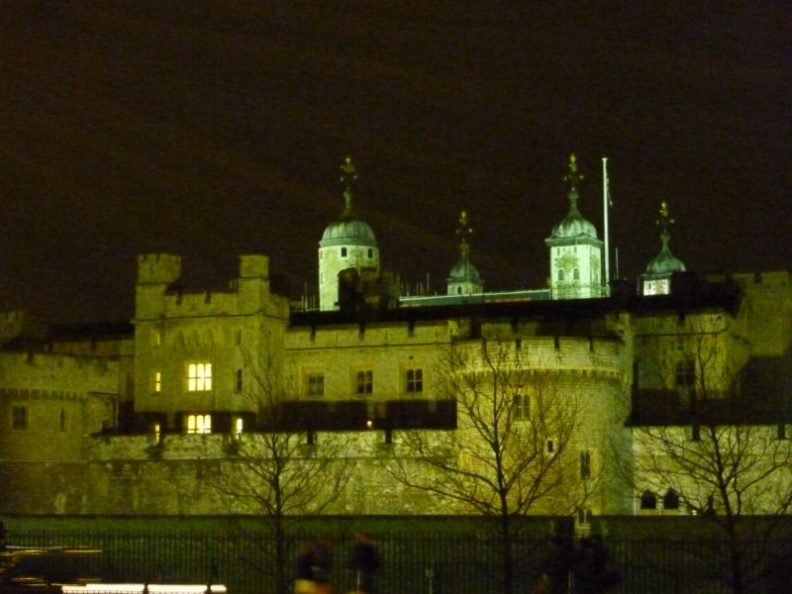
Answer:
0 156 789 518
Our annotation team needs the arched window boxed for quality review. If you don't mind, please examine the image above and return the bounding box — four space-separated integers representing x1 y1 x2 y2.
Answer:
664 489 680 510
640 490 657 510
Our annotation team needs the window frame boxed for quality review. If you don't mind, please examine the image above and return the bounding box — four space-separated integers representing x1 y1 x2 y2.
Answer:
12 405 28 429
405 368 423 394
186 362 213 392
356 369 373 395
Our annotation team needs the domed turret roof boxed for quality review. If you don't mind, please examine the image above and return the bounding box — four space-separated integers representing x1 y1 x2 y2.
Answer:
645 200 685 275
319 157 378 247
646 233 686 275
549 188 598 240
320 198 378 246
448 253 481 283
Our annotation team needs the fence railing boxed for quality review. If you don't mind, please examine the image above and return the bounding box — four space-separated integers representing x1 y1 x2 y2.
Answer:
2 529 790 594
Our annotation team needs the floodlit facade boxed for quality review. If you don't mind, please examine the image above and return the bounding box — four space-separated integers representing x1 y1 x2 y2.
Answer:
0 157 789 519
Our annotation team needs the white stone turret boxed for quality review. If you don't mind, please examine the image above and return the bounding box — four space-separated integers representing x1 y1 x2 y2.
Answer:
318 157 380 311
545 154 604 300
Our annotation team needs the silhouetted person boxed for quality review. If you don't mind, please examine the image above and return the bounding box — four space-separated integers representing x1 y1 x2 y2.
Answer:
348 532 380 593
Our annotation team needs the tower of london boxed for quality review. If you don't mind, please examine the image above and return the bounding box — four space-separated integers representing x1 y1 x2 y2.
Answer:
0 156 789 519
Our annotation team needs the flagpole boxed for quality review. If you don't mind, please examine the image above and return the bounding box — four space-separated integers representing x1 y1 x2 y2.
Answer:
602 157 610 296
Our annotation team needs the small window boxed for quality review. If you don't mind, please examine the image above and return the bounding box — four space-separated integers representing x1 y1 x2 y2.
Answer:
558 270 565 282
664 489 680 510
187 363 212 392
356 370 373 395
580 451 592 480
513 394 530 421
235 369 243 392
60 408 66 431
153 371 162 394
573 268 580 281
368 248 373 258
186 414 212 434
234 417 244 435
675 360 695 387
12 406 27 429
341 247 348 258
308 372 325 397
406 368 423 393
546 438 556 456
640 491 657 510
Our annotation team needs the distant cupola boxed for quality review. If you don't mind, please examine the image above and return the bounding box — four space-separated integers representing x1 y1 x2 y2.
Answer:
544 154 605 300
318 156 380 311
641 200 686 296
447 210 484 296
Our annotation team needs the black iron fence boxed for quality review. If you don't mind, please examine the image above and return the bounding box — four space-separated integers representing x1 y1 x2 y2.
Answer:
2 528 790 594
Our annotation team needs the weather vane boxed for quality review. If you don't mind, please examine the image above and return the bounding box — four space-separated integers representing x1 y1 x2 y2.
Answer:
563 153 584 190
339 156 358 192
456 210 473 244
656 200 675 231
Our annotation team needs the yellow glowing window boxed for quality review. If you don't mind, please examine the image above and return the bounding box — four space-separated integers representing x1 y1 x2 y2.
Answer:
187 363 212 391
187 414 212 434
153 371 162 394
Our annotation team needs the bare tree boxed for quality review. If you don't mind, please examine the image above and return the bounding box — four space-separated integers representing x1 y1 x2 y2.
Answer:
202 329 353 593
389 331 594 594
627 314 792 593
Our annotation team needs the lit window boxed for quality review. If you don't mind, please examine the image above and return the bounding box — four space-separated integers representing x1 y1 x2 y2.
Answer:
234 417 244 435
187 414 212 434
153 371 162 394
187 363 212 391
12 406 27 429
406 368 423 393
513 394 530 420
308 372 324 397
356 370 373 395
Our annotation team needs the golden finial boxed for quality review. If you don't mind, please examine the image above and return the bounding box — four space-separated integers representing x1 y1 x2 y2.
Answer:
656 200 675 230
563 153 584 189
339 155 358 191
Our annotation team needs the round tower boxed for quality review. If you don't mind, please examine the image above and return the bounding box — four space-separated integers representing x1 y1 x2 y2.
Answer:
544 154 604 300
318 157 380 311
640 200 686 295
447 210 484 295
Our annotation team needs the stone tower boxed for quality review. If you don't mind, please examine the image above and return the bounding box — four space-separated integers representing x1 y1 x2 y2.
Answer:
545 154 604 300
318 157 380 311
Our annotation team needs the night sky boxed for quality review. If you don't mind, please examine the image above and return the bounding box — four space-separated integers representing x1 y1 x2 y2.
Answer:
1 2 789 323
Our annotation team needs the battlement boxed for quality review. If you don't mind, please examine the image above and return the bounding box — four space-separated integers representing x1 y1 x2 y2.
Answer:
239 254 269 278
137 253 182 284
